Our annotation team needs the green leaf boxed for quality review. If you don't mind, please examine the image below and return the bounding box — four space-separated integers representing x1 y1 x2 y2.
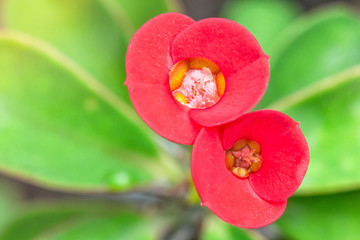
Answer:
277 192 360 240
202 215 264 240
259 5 360 107
0 31 180 192
3 0 129 102
222 0 301 53
0 202 162 240
277 66 360 194
112 0 179 31
0 206 82 240
38 215 159 240
256 5 360 194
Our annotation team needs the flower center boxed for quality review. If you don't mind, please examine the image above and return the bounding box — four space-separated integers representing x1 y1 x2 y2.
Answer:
225 139 262 178
169 58 225 109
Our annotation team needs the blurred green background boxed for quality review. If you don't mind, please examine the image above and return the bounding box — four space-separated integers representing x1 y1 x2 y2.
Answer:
0 0 360 239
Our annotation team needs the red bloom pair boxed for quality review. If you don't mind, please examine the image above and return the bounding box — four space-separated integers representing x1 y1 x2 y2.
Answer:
125 13 309 228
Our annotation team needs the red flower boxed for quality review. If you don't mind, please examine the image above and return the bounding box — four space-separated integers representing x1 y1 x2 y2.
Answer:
191 110 309 228
126 13 269 145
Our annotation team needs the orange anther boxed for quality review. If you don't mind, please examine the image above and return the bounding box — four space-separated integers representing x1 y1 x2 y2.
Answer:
247 140 261 155
169 59 189 91
225 139 262 179
232 167 250 178
216 72 225 96
174 92 188 104
249 157 262 173
188 58 220 74
169 57 225 109
231 139 247 151
225 151 235 170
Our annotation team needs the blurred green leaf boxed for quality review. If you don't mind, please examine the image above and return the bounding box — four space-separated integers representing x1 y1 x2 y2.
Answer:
0 31 180 192
112 0 179 31
3 0 130 102
0 202 162 240
222 0 301 53
260 5 360 107
279 66 360 194
0 206 82 240
255 5 360 194
0 180 21 232
277 191 360 240
202 215 263 240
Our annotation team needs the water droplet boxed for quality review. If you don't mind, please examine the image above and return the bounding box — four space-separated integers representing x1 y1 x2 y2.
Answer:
104 171 134 191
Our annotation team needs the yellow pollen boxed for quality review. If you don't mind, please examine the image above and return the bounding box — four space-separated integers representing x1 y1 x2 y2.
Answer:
216 72 225 96
169 58 225 109
188 58 220 74
225 139 262 179
169 59 188 91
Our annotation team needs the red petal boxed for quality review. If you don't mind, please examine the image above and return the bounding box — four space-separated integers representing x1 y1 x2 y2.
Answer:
190 57 269 126
192 128 287 228
172 18 265 76
222 110 309 202
171 18 269 126
127 84 200 144
125 13 200 145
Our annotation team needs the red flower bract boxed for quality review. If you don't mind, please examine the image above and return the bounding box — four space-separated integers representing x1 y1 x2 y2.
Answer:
191 110 309 228
125 13 269 145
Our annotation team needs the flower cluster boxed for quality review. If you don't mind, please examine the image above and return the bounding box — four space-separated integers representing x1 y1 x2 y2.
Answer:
125 13 309 228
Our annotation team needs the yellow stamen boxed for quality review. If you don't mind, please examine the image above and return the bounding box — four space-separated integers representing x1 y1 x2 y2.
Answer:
173 92 188 104
216 72 225 96
247 140 261 155
225 139 262 179
169 59 188 91
225 151 235 170
249 157 262 173
188 58 220 74
169 57 225 109
231 139 247 151
232 167 250 178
